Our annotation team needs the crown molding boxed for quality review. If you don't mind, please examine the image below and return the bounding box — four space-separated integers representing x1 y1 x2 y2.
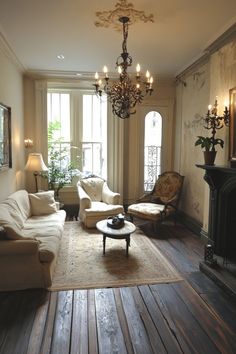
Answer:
204 21 236 55
0 31 25 72
176 21 236 81
25 69 174 86
25 69 95 80
175 53 209 83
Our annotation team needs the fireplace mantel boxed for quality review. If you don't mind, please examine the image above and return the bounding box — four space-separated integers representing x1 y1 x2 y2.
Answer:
197 164 236 261
196 164 236 187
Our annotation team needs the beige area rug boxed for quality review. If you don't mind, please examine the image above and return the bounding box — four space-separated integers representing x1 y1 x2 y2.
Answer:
49 221 182 291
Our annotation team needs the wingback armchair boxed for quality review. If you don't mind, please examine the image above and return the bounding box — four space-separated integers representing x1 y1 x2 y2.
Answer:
77 177 124 228
128 171 184 226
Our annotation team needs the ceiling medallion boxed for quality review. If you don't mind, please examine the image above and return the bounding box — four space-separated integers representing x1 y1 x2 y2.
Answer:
95 0 154 31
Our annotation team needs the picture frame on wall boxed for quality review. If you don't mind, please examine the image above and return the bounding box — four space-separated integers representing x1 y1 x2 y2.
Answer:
229 88 236 167
0 102 12 171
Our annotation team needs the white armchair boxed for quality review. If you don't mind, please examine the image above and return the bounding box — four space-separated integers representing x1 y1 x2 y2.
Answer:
77 177 124 228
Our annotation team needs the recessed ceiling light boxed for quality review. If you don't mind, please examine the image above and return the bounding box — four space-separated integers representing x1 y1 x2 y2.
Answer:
76 73 82 76
57 54 65 60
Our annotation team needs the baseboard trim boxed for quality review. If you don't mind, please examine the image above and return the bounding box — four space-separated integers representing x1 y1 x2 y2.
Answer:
200 228 209 243
199 261 236 300
177 211 202 236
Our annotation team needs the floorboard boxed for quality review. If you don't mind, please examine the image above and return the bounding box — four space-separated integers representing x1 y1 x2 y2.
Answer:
0 222 236 354
150 283 220 354
71 290 88 354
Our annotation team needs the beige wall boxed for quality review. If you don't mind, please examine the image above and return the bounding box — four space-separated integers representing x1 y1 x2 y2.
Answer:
0 43 25 202
175 61 210 224
175 38 236 233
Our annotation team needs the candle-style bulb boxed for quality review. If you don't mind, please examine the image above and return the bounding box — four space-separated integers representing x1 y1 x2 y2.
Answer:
118 66 122 74
224 100 229 108
136 63 140 73
95 72 99 80
146 70 150 79
103 65 109 79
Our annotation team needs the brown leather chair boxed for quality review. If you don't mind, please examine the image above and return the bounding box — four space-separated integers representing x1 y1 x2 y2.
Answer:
128 171 184 226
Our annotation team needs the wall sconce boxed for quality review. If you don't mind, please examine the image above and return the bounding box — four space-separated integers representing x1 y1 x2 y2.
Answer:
24 138 34 148
25 153 48 192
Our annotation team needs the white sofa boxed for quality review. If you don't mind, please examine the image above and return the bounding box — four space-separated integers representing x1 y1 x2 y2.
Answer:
77 177 124 228
0 190 66 291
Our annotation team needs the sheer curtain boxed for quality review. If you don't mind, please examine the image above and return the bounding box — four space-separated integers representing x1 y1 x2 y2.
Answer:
35 80 48 159
107 103 124 203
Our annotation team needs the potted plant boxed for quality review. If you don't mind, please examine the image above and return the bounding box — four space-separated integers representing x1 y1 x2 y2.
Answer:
195 136 224 165
42 121 80 199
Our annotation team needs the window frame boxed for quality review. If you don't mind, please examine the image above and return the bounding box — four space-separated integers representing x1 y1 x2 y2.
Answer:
47 88 107 181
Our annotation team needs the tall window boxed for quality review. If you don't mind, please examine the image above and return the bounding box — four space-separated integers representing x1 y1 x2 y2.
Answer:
82 94 107 178
144 111 162 191
47 92 71 169
47 90 107 182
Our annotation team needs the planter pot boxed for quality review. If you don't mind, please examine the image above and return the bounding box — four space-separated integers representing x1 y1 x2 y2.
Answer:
204 151 217 165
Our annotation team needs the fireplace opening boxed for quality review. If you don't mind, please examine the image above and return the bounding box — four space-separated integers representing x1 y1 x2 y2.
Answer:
225 188 236 262
214 175 236 265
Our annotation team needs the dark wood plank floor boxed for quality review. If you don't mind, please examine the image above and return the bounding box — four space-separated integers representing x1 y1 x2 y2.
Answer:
0 221 236 354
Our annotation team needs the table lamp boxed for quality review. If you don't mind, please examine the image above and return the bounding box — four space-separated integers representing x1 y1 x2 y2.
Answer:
25 153 48 192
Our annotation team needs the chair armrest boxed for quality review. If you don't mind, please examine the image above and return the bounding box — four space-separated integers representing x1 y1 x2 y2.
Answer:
77 185 92 209
0 240 39 256
137 193 152 203
102 183 120 204
163 194 179 207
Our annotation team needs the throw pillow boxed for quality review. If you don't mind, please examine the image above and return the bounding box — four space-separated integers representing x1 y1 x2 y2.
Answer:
29 191 57 216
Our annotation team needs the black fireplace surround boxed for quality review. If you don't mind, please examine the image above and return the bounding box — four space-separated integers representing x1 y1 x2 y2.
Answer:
197 164 236 262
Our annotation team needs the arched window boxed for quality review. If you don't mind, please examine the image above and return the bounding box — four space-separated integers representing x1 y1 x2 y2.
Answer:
144 111 162 191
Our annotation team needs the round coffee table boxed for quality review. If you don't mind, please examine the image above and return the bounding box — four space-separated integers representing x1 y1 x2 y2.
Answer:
96 219 136 257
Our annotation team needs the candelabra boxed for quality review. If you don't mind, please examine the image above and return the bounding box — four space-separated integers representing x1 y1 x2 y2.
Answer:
94 16 154 119
204 99 230 143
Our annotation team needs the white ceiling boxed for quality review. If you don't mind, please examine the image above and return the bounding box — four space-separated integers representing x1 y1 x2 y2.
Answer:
0 0 236 79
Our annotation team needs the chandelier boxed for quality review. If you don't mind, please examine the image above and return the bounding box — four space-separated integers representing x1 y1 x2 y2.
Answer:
94 16 154 119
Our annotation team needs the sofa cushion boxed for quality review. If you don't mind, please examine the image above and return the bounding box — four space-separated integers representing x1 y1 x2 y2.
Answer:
2 224 34 240
0 205 21 229
85 202 124 216
6 190 31 222
80 178 104 201
23 210 66 230
29 191 57 216
0 201 25 229
0 205 32 240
